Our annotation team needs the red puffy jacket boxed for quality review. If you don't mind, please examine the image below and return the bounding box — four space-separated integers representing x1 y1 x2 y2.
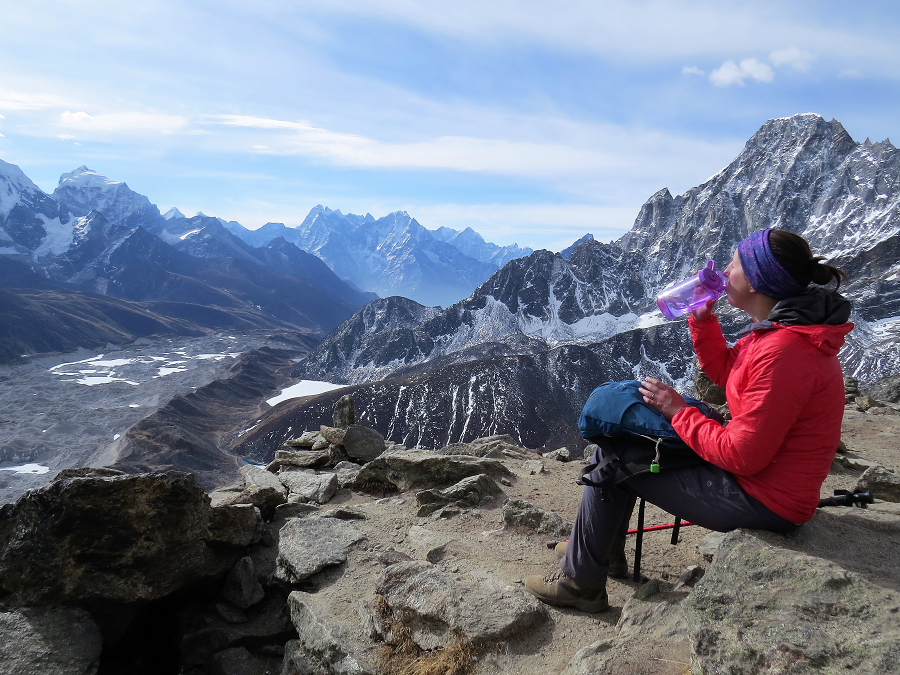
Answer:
671 313 853 524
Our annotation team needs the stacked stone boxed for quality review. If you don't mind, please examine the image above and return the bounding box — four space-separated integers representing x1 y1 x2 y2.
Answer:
844 376 861 404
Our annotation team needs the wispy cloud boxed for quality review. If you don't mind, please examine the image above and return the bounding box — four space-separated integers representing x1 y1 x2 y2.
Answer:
208 114 612 176
59 111 189 136
682 66 705 76
709 59 774 87
769 47 815 72
0 90 72 111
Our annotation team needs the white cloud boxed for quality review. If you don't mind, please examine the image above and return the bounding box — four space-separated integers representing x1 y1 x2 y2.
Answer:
682 66 705 76
769 47 814 71
58 111 189 136
709 58 774 86
0 91 71 111
209 114 613 176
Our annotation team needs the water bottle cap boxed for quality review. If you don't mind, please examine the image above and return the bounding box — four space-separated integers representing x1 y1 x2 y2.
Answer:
699 260 725 292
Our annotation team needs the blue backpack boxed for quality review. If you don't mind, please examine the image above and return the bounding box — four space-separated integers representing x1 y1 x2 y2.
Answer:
577 380 722 489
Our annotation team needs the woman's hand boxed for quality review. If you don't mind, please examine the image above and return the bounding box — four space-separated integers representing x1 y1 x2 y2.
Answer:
639 377 687 420
691 298 716 322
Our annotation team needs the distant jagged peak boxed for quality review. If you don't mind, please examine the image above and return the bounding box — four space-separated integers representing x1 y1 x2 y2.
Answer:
0 158 41 193
0 159 46 217
162 207 185 220
560 233 594 259
57 165 121 189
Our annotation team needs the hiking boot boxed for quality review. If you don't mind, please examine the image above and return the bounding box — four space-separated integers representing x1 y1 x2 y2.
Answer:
524 570 609 612
554 541 628 578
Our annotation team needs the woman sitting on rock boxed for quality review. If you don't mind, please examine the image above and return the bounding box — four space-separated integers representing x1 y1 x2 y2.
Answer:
525 229 853 612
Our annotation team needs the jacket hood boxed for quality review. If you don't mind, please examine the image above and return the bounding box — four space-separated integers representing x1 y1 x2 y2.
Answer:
767 287 852 326
735 287 853 355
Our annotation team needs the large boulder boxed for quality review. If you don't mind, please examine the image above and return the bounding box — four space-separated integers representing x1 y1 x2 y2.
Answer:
0 605 103 675
353 450 514 492
342 425 386 464
275 517 366 584
278 470 339 505
375 560 546 649
684 510 900 674
415 473 503 517
333 394 355 429
0 471 240 605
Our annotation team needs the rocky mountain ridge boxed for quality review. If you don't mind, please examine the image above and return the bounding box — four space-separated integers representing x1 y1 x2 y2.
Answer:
295 114 900 397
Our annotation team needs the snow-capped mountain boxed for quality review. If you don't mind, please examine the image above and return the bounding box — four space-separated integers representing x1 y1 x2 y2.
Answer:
430 225 533 268
0 163 377 358
296 114 899 396
226 206 532 307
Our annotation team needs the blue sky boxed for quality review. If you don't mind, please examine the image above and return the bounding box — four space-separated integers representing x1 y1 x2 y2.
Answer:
1 1 897 251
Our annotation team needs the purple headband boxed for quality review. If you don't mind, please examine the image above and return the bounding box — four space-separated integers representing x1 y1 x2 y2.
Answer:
737 229 804 300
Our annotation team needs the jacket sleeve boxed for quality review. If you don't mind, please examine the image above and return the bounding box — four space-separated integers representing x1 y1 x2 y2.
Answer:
671 334 810 476
688 313 742 387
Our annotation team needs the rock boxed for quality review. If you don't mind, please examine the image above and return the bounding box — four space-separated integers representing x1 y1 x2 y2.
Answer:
696 531 726 561
284 430 322 448
672 564 705 591
406 525 454 563
0 471 238 605
870 405 900 416
180 592 295 668
241 463 285 494
685 513 900 674
379 550 414 566
695 363 727 405
415 473 503 516
285 591 375 675
856 394 884 412
275 517 366 584
375 560 546 649
325 461 363 489
523 459 544 475
832 453 881 471
319 507 367 520
215 483 286 521
333 394 356 429
581 444 598 461
0 605 103 675
267 449 332 473
312 437 331 451
209 504 264 547
223 557 265 609
561 582 690 675
278 470 339 505
546 447 572 462
319 425 346 446
342 425 386 463
274 502 320 521
215 602 248 624
867 373 900 403
855 465 900 502
844 375 860 395
353 449 514 492
502 498 572 538
207 647 281 675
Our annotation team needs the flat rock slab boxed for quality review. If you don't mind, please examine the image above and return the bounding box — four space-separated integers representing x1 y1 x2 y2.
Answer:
563 581 690 675
278 470 338 504
0 605 103 675
685 512 900 674
376 560 546 650
286 591 375 675
276 517 366 584
354 450 514 492
415 473 503 516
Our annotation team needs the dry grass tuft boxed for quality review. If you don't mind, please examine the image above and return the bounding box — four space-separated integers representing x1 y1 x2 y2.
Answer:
373 594 476 675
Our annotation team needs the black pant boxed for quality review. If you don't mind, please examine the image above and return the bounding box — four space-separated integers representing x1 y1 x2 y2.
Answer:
560 444 797 589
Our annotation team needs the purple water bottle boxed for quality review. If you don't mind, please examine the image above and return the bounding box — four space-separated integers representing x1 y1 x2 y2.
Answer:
657 260 726 319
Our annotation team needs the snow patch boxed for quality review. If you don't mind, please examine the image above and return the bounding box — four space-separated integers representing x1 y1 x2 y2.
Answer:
266 380 345 406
